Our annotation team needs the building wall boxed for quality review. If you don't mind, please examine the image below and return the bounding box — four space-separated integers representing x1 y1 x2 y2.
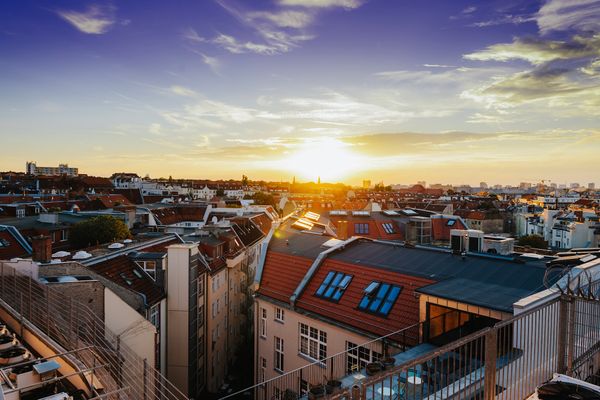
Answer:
166 243 196 395
254 297 379 394
104 288 157 367
207 267 228 392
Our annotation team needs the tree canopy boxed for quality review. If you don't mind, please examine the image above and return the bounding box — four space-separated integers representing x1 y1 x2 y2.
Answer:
517 234 547 249
70 215 131 248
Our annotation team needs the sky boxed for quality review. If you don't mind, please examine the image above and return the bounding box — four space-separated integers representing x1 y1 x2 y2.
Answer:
1 0 599 186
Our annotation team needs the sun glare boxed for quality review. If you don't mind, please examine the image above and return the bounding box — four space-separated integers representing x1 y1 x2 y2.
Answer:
278 139 363 182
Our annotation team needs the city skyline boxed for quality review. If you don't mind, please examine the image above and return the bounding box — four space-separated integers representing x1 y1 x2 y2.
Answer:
2 0 600 184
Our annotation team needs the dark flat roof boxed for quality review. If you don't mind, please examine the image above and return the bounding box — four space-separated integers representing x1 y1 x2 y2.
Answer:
269 218 333 259
329 240 551 313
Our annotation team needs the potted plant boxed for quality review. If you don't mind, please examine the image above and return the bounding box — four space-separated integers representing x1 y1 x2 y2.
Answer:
308 384 327 399
381 357 396 369
365 362 383 376
326 379 342 393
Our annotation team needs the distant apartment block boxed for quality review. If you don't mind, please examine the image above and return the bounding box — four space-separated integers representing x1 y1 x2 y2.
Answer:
26 161 78 176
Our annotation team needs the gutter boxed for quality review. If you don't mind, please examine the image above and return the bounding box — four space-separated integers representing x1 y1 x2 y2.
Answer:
81 234 179 267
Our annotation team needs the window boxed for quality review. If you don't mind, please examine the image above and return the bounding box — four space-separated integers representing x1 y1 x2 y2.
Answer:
300 379 308 396
315 271 353 301
198 275 204 297
358 282 402 317
0 239 8 248
260 308 267 338
198 305 204 326
382 223 395 234
258 357 266 382
446 219 456 227
16 209 25 218
355 223 369 234
212 301 217 318
275 307 285 323
61 230 69 242
346 342 382 373
51 232 56 244
275 337 284 372
299 323 327 361
149 304 160 329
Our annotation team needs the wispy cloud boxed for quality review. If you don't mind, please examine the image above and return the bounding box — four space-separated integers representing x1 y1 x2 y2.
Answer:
170 85 197 97
183 0 361 56
248 10 314 29
278 0 362 9
464 35 600 65
182 27 206 43
537 0 600 35
469 14 534 28
56 4 117 34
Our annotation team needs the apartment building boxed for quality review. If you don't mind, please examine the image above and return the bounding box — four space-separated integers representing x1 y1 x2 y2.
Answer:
26 161 78 176
166 210 275 397
253 212 554 396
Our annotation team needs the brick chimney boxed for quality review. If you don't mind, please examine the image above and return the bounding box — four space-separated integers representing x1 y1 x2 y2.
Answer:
32 235 52 263
337 220 349 240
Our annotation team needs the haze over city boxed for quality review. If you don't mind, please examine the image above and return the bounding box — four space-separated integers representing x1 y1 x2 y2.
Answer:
2 0 600 185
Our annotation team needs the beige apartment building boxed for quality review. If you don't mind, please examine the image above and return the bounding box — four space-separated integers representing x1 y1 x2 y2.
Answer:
252 212 556 397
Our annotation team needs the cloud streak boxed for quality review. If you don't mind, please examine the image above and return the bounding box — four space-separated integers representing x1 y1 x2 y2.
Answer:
56 4 117 34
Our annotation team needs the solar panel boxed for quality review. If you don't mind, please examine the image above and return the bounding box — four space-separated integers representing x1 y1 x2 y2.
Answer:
315 271 353 301
383 210 399 216
329 210 348 216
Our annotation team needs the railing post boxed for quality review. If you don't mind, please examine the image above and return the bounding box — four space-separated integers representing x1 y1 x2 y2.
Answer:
566 297 577 376
143 358 148 400
557 297 569 374
351 384 361 400
483 328 498 400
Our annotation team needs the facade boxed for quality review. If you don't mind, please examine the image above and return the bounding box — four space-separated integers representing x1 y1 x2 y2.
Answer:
252 212 553 396
26 161 78 176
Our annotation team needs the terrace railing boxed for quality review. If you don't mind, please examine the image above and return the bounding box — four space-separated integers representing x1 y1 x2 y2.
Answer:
0 261 189 400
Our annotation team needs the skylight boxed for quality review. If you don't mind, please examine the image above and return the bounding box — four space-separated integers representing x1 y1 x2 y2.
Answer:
446 219 456 227
292 218 314 230
305 211 320 221
382 223 395 234
352 211 370 217
383 210 399 216
315 271 353 302
358 281 402 317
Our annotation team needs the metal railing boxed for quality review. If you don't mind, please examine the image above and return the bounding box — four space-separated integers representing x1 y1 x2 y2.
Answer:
328 294 600 400
221 311 472 400
0 262 189 400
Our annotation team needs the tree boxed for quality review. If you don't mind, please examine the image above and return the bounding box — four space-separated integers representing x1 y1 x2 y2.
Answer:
518 234 547 249
242 175 249 187
70 215 131 248
251 192 276 209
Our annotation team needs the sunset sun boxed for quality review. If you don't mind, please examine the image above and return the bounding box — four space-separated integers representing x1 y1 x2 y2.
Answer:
279 138 364 182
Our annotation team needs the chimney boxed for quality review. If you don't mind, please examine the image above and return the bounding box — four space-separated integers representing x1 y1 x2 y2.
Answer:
337 220 349 240
32 235 52 263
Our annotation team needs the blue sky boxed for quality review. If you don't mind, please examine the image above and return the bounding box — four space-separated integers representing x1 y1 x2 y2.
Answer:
1 0 599 185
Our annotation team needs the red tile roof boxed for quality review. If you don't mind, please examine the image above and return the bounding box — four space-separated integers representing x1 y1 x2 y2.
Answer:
295 258 434 341
431 216 468 241
258 252 313 303
0 230 29 259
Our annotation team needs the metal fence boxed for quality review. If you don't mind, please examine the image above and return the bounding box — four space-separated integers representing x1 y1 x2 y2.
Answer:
221 311 473 400
328 294 600 400
0 262 189 400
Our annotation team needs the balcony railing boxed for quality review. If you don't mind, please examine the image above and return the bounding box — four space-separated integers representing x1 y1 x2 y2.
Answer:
0 261 189 400
220 311 472 400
